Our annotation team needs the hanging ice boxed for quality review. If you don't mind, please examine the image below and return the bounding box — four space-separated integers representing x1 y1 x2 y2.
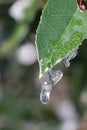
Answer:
40 82 52 104
63 49 78 67
40 49 78 105
40 69 63 104
48 69 63 85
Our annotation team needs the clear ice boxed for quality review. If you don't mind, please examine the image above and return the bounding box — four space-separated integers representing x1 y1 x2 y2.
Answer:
40 49 78 104
48 69 63 85
40 82 52 104
40 70 63 104
63 49 78 67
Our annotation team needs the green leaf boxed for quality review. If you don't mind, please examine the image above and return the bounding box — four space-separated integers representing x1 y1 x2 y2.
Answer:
36 0 87 77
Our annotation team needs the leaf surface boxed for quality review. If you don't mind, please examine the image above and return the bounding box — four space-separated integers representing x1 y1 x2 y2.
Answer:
36 0 87 77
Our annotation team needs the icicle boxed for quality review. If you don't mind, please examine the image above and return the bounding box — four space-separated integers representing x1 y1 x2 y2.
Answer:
40 69 63 104
48 69 63 85
63 49 78 67
40 49 78 105
40 82 52 104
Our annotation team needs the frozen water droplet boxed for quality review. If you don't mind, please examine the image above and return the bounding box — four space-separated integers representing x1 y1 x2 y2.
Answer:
63 49 78 67
63 59 70 67
48 69 63 85
40 82 52 104
68 50 78 61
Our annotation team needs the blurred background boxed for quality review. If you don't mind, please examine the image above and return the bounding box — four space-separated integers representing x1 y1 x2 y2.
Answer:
0 0 87 130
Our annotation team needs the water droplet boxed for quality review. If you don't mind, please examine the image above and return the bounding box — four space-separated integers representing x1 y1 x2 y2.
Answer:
40 82 52 104
48 69 63 85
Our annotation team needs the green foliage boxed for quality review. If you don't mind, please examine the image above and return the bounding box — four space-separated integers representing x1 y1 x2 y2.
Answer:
0 0 39 56
36 0 87 77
